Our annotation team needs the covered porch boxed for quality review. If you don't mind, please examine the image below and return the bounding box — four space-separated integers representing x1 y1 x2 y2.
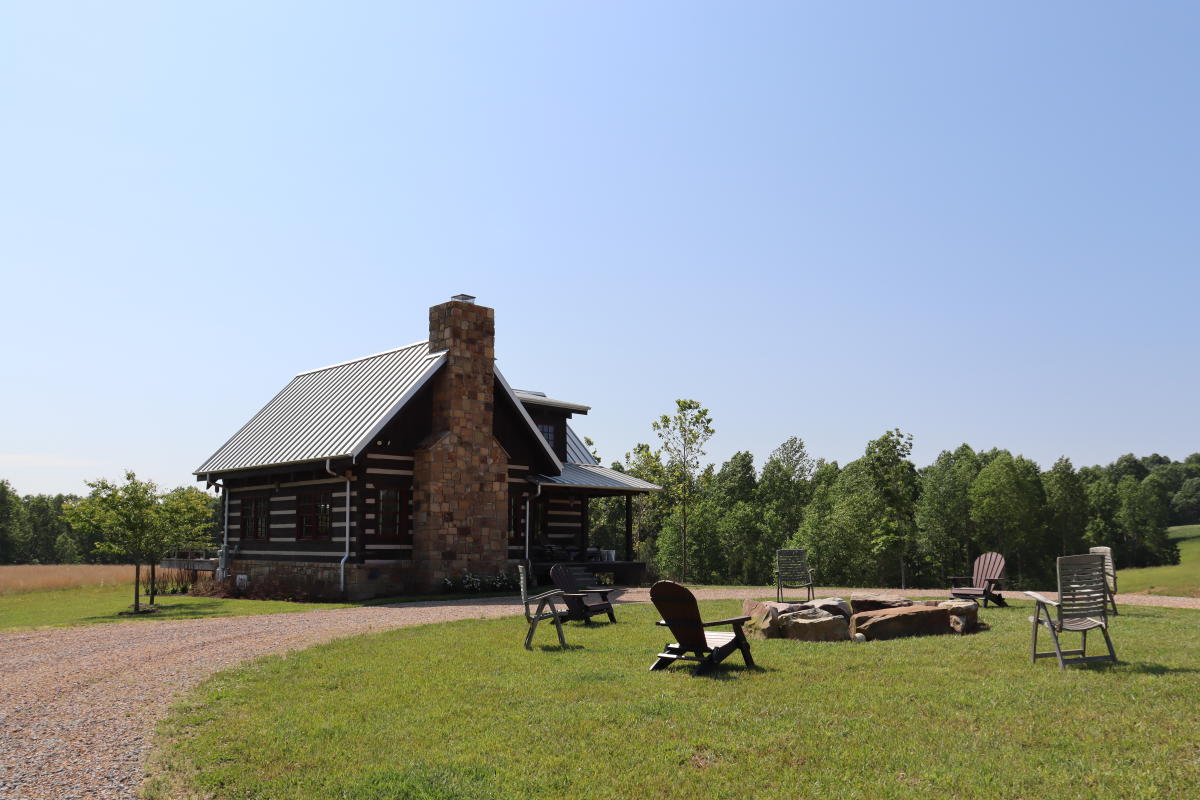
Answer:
509 463 660 586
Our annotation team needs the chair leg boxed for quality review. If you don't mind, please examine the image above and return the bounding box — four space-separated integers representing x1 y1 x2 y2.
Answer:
1030 613 1039 664
1048 625 1066 669
738 636 755 668
650 645 680 671
524 617 539 650
1101 626 1117 662
552 612 567 648
607 609 617 623
1080 629 1088 656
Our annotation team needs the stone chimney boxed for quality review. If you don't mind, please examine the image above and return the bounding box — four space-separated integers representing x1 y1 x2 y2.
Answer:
412 295 509 589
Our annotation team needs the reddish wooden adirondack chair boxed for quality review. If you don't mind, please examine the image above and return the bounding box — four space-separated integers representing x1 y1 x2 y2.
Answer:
648 581 754 676
949 552 1008 607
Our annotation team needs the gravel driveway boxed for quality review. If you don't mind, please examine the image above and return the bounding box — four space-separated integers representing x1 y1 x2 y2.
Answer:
1 587 1194 799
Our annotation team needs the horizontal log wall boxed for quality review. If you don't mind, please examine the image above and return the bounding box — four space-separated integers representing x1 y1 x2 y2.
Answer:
358 451 415 561
545 495 583 548
224 454 554 565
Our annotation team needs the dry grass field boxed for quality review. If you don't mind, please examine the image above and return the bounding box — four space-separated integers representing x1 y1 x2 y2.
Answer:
0 564 136 595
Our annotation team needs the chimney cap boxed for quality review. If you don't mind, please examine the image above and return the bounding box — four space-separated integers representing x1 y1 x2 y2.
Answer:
450 293 476 304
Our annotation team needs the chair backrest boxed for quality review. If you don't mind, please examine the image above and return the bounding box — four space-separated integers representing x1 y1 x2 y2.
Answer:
649 580 708 651
776 549 812 585
1057 554 1109 621
1089 546 1117 592
549 563 578 592
549 563 587 613
518 564 535 619
971 552 1006 588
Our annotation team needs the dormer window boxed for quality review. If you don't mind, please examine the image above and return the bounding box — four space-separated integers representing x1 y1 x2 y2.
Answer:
537 423 556 449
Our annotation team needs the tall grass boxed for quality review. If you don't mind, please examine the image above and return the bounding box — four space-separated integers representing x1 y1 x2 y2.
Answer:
0 564 136 595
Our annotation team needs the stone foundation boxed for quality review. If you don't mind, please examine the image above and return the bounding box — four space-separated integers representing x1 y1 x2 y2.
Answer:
227 559 422 602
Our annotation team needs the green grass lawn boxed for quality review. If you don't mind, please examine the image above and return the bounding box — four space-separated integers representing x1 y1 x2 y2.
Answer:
147 600 1200 800
1118 525 1200 597
0 583 355 631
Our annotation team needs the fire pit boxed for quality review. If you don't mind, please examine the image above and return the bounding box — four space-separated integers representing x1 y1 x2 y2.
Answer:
742 594 981 642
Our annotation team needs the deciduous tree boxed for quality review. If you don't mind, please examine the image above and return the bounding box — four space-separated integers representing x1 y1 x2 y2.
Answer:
652 399 714 581
64 472 215 612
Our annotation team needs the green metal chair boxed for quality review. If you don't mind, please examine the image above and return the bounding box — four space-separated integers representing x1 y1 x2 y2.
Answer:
774 549 814 602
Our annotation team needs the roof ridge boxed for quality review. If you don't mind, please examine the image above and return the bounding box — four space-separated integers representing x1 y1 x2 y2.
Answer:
295 339 431 376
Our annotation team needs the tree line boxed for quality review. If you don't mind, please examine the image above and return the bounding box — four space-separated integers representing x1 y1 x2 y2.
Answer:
587 399 1196 589
0 474 220 567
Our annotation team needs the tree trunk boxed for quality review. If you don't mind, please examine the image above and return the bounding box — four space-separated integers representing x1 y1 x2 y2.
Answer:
149 563 157 606
133 562 141 612
681 501 688 583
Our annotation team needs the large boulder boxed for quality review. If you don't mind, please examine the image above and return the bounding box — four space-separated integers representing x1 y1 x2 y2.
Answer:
850 593 914 614
939 599 979 634
777 608 850 642
800 597 852 619
850 606 952 641
741 599 809 639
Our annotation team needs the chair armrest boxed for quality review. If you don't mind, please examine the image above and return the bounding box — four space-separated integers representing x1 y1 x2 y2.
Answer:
702 616 752 627
1023 591 1059 607
578 587 611 597
527 589 565 603
948 576 973 587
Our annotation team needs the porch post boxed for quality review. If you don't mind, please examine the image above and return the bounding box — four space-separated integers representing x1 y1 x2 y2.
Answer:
580 496 589 551
624 493 633 561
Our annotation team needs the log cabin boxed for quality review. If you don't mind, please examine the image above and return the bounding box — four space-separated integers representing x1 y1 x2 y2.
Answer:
194 295 659 600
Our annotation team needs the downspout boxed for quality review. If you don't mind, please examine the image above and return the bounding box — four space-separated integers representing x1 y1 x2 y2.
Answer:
524 480 542 566
208 475 229 580
327 459 351 597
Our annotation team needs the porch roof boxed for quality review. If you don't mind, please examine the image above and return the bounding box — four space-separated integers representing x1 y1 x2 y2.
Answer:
531 462 660 492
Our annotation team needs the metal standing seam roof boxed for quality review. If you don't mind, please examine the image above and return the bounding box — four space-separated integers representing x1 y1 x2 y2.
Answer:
194 342 446 474
532 463 661 492
564 424 599 465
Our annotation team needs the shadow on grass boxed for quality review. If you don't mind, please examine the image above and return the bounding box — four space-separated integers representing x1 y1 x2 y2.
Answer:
700 663 771 680
81 601 239 622
534 643 586 653
1123 662 1200 676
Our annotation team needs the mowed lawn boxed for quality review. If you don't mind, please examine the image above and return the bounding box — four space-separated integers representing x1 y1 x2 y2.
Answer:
0 583 354 631
1118 525 1200 597
148 600 1200 800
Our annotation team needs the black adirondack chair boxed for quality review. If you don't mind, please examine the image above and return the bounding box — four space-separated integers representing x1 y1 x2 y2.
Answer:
648 581 754 676
949 552 1008 607
550 563 616 624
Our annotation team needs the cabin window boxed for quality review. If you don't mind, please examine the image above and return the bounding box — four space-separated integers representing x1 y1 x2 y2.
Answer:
242 496 270 540
296 488 333 539
375 488 412 544
537 423 556 449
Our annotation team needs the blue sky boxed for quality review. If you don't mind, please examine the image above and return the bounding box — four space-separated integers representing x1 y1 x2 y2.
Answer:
1 3 1197 495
